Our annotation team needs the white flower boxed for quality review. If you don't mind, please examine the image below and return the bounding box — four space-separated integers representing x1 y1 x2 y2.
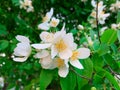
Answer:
20 0 34 12
90 0 110 26
77 24 84 30
42 8 53 22
38 8 60 30
111 23 119 30
0 77 4 87
110 0 120 12
12 35 31 62
40 32 54 43
50 17 60 27
51 28 74 59
69 48 90 69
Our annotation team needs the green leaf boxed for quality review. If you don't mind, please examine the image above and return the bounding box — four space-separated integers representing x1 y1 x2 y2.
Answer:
0 24 7 36
70 29 78 35
96 67 120 90
76 59 93 90
100 29 117 45
117 10 120 23
91 54 104 69
60 72 76 90
39 69 56 90
97 43 109 56
117 30 120 42
103 54 119 70
0 40 9 51
12 0 20 6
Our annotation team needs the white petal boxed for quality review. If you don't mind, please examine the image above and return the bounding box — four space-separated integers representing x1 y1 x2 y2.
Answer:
16 35 30 43
38 22 50 30
72 43 77 50
70 60 83 69
13 57 28 62
40 55 56 69
46 8 53 21
31 43 51 49
78 48 90 59
58 65 69 78
34 50 49 58
91 0 96 7
59 49 72 59
51 45 57 59
40 32 54 43
14 43 31 56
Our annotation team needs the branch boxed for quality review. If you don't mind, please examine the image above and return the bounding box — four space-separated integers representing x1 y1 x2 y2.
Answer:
96 0 101 43
70 67 91 81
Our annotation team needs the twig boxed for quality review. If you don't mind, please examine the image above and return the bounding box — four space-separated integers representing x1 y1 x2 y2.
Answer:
96 0 101 43
70 67 91 81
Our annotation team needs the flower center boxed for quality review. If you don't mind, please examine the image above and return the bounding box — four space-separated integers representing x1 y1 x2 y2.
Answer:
70 51 79 60
51 20 58 26
55 39 67 52
57 58 64 67
42 16 49 22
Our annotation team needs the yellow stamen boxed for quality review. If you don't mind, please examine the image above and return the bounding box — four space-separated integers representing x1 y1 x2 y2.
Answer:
55 39 67 52
42 16 49 22
57 58 64 67
70 51 79 60
51 20 58 26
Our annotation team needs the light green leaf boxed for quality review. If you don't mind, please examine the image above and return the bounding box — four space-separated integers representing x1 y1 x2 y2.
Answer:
12 0 20 6
60 72 76 90
117 10 120 23
117 30 120 42
39 69 56 90
100 29 117 45
76 59 93 90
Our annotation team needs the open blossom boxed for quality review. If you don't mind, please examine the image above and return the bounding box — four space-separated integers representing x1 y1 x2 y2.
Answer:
69 48 90 69
50 17 60 27
33 49 69 77
51 25 74 59
12 35 31 62
38 8 60 30
110 0 120 12
20 0 34 12
89 0 110 27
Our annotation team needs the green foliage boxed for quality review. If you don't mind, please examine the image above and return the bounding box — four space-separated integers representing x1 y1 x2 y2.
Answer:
100 29 117 45
0 0 120 90
60 72 76 90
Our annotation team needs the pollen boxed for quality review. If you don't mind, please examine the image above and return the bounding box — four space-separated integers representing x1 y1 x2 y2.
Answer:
70 51 79 60
57 58 64 67
42 16 49 22
55 39 67 52
51 20 58 27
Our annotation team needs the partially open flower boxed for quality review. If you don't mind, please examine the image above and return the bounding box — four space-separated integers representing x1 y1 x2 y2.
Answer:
12 35 31 62
50 17 60 27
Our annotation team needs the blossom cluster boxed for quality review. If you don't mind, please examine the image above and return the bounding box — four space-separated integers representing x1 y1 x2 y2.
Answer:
89 0 110 27
20 0 34 12
12 8 90 78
